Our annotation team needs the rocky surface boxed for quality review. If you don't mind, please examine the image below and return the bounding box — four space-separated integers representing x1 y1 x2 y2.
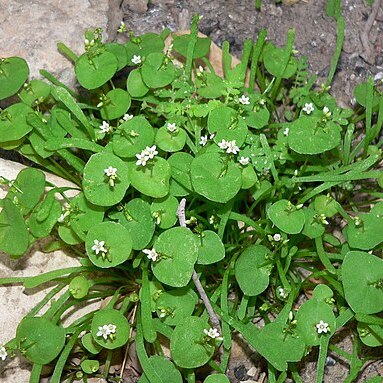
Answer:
1 0 123 86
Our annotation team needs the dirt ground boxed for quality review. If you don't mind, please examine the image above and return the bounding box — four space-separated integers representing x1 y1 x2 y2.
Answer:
120 1 383 382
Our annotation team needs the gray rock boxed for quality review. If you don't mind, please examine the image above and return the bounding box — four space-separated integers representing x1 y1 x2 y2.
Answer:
123 0 148 13
0 0 123 86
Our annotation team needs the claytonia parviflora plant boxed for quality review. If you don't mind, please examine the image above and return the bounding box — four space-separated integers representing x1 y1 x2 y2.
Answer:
0 14 382 383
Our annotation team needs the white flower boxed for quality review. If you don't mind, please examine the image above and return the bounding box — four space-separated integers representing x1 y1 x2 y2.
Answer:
200 135 208 146
238 156 250 166
97 324 116 340
273 233 282 242
198 65 204 73
158 308 167 318
0 345 7 361
277 287 288 299
239 94 250 105
131 55 142 65
209 133 215 139
104 166 117 178
204 327 222 340
136 152 149 167
91 240 108 256
99 121 111 134
57 210 70 223
226 140 239 154
323 106 331 118
123 113 133 121
218 139 228 150
145 145 158 159
118 21 127 33
316 320 330 334
167 122 177 133
143 248 159 262
302 103 314 114
283 128 290 136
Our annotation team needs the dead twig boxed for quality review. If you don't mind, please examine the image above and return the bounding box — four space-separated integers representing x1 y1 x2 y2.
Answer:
360 0 382 64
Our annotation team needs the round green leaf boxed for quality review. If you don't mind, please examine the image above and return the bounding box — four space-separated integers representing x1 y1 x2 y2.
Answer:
125 33 165 61
295 299 336 346
86 222 133 268
0 103 33 142
127 69 149 98
58 192 105 245
245 108 270 129
288 116 341 154
241 164 257 189
127 157 171 198
18 79 51 106
83 152 130 207
235 245 271 296
267 200 305 234
191 152 242 203
151 195 178 229
155 126 187 153
141 53 175 89
105 42 128 71
69 275 90 299
0 57 29 100
342 251 383 314
204 374 230 383
170 317 215 368
81 333 103 355
357 323 383 347
16 317 65 365
302 207 325 239
263 43 297 79
113 116 155 158
81 359 100 374
172 35 211 58
168 152 194 196
109 198 155 250
75 51 118 90
314 195 338 217
100 88 131 120
138 355 183 383
138 280 164 312
152 227 199 287
91 309 130 350
156 288 198 326
197 230 225 265
0 199 29 256
344 212 383 250
208 106 248 146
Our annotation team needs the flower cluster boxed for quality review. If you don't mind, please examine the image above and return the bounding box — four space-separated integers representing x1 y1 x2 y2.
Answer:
218 139 239 154
97 324 117 340
136 145 158 167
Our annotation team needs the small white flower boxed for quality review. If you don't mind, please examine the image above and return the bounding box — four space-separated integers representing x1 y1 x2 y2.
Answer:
167 122 177 133
123 113 133 121
209 133 215 139
283 128 290 136
145 145 158 159
91 240 108 256
200 135 208 146
238 156 250 166
118 21 127 33
143 248 159 262
277 287 288 299
322 106 331 118
259 98 266 106
57 210 70 223
316 320 330 334
97 324 116 340
204 327 222 340
226 140 240 154
273 233 282 242
302 102 314 114
131 55 142 65
104 166 117 178
239 94 250 105
0 345 7 361
218 139 228 150
99 121 111 134
136 152 149 167
198 65 204 73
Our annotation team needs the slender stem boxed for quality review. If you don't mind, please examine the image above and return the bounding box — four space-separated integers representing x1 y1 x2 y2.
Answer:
177 198 221 330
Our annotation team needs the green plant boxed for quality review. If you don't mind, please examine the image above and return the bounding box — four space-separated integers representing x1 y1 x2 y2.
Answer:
0 14 382 383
